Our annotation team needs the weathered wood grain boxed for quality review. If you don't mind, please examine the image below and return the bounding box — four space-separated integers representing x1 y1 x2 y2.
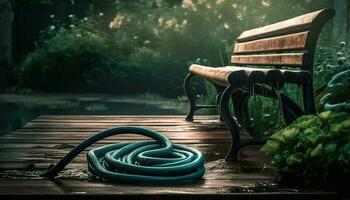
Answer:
231 53 305 66
234 32 308 54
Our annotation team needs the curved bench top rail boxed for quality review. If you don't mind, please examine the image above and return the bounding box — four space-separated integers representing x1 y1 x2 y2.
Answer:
236 8 335 43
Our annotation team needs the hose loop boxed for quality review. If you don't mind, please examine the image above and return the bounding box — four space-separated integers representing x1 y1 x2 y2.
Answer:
42 126 205 183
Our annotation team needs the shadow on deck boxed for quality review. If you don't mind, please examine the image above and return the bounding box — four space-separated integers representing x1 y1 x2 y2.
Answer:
0 115 336 199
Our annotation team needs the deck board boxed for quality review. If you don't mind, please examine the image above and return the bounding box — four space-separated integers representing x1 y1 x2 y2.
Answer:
0 115 337 199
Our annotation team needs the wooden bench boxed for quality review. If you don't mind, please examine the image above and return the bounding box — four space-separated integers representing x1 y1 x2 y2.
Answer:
183 9 335 161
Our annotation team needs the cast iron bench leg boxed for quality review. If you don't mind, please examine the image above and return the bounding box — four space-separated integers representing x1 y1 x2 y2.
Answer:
231 90 249 124
215 85 226 122
184 73 226 122
302 82 316 114
184 73 196 121
220 85 241 161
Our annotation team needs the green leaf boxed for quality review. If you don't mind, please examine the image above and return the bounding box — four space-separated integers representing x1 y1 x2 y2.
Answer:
295 115 322 129
286 152 304 165
338 153 349 165
324 143 337 154
281 127 298 142
270 131 285 143
339 119 350 130
342 143 350 154
321 112 349 124
302 127 324 145
330 123 345 137
310 143 323 157
261 140 281 155
319 111 332 119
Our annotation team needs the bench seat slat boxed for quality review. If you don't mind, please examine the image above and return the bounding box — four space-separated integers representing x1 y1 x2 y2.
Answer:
234 32 308 54
189 65 234 86
231 53 305 67
189 64 311 86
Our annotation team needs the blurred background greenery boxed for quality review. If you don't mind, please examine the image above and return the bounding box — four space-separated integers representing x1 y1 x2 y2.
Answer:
0 0 346 96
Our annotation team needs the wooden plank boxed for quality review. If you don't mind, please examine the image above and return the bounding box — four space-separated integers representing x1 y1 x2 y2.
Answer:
9 130 230 135
189 64 233 86
237 9 334 42
35 115 213 118
0 193 338 200
23 121 225 126
0 176 337 198
0 144 232 159
0 142 232 147
234 32 308 54
0 179 276 188
24 122 225 127
15 128 224 132
38 115 213 119
31 119 220 123
1 134 231 140
0 143 229 151
231 53 305 66
0 140 229 145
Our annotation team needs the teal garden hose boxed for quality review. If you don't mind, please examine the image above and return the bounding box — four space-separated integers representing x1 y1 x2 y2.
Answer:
42 126 205 183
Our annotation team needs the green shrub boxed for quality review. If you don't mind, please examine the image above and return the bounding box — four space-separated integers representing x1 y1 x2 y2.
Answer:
20 15 123 93
261 111 350 188
18 10 197 96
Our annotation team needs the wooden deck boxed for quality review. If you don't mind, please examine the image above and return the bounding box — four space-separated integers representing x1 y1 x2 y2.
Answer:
0 115 337 199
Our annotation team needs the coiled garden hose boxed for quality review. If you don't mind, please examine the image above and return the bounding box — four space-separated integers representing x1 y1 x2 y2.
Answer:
42 126 205 183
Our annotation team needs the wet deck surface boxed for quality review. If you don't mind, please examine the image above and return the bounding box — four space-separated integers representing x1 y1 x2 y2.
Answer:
0 115 336 199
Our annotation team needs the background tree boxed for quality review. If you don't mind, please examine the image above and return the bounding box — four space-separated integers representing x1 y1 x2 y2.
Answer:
334 0 348 43
0 0 52 89
0 2 13 89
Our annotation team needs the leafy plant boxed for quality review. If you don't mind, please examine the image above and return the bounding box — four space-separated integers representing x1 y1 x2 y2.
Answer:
320 69 350 112
19 15 124 93
242 96 285 140
314 42 350 110
261 111 350 188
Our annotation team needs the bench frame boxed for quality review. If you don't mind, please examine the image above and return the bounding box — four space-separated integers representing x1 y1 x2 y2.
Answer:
183 9 335 161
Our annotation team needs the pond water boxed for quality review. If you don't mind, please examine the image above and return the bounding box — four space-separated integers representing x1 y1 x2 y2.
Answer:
0 94 191 135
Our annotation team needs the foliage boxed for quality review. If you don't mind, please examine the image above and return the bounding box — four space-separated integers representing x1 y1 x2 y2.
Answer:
315 42 350 112
19 15 123 93
0 0 52 6
261 111 350 187
17 0 337 97
242 96 285 140
321 69 350 112
246 41 350 155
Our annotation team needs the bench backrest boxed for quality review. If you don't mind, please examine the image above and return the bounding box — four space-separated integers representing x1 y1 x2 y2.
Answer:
231 9 335 72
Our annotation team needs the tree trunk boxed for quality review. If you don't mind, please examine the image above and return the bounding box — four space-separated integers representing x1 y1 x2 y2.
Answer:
334 0 348 43
0 2 13 89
